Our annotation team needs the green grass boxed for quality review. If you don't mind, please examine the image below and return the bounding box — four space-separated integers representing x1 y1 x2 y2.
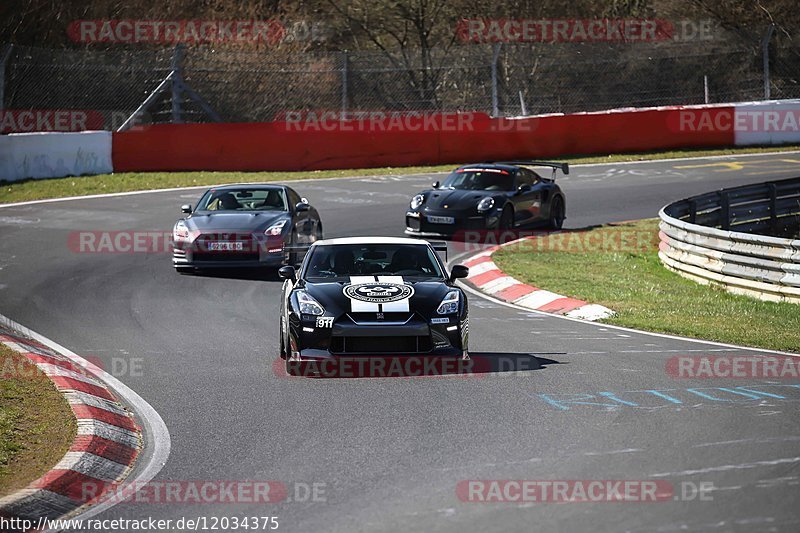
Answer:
0 344 76 496
492 219 800 353
2 145 799 204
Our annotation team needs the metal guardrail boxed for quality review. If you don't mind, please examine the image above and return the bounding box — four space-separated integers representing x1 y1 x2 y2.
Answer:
658 177 800 304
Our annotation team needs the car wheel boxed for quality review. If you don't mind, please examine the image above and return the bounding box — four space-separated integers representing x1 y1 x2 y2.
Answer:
499 207 514 230
548 197 565 230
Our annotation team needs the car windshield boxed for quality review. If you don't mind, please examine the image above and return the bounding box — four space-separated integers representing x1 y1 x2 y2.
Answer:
196 188 288 212
304 244 445 281
440 169 515 191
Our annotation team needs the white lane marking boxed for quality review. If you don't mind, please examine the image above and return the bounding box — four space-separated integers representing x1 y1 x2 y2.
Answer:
3 150 798 209
0 313 171 526
651 457 800 477
452 256 800 357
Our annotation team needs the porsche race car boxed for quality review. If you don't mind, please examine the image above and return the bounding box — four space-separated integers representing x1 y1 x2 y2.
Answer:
405 161 569 238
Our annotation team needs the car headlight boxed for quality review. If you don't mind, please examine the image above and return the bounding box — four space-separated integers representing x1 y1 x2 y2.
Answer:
173 220 189 241
436 290 460 314
410 194 425 210
295 290 325 316
477 197 495 212
265 219 288 236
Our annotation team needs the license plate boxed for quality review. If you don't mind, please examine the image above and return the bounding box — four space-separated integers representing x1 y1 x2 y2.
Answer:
427 216 455 224
208 242 244 251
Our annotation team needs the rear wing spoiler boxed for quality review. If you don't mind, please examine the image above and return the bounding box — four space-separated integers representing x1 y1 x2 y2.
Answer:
428 240 448 261
485 160 570 180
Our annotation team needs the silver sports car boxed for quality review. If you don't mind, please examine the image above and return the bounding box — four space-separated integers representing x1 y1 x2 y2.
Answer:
172 184 323 272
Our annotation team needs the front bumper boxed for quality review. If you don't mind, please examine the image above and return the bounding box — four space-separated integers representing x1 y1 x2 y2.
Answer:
404 210 500 237
289 312 467 360
172 234 287 268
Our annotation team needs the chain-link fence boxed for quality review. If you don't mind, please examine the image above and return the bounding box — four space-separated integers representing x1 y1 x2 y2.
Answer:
2 32 798 131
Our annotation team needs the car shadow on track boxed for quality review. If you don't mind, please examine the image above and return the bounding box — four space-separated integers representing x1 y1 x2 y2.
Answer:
278 352 566 379
185 268 281 282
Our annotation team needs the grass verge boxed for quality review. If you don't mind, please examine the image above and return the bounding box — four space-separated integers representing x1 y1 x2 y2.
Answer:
491 219 800 353
2 145 800 205
0 343 76 496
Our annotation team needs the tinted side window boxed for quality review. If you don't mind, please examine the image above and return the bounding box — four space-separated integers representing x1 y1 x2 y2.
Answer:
286 188 301 208
517 170 533 187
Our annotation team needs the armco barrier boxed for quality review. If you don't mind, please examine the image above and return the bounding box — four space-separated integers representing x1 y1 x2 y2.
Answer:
658 177 800 303
0 131 113 182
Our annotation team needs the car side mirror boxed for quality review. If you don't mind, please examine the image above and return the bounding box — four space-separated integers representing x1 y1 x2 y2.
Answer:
278 266 296 280
181 204 192 214
432 181 440 189
295 202 310 212
449 264 469 281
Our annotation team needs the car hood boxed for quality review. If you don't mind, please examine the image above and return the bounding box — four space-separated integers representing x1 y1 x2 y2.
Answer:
185 211 288 232
301 279 455 317
423 189 498 209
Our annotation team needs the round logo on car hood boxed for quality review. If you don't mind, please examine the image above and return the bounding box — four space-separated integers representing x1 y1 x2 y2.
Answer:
344 282 415 303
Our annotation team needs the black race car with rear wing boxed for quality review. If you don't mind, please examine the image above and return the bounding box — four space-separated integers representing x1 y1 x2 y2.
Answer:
277 237 470 375
405 160 569 238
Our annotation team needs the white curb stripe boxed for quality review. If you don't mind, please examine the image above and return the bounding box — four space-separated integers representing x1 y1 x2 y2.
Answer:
65 391 130 417
514 289 564 308
52 452 131 481
466 261 498 277
77 420 140 448
480 276 520 294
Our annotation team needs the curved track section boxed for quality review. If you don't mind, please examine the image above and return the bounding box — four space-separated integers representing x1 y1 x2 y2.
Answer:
1 153 799 532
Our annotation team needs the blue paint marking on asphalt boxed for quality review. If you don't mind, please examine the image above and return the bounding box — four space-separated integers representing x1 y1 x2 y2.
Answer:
537 383 800 411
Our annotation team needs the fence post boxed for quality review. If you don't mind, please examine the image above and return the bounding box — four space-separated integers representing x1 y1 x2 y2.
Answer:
491 43 501 117
341 51 348 116
768 182 778 235
171 44 185 123
720 192 731 231
0 44 13 111
703 75 709 104
762 24 775 100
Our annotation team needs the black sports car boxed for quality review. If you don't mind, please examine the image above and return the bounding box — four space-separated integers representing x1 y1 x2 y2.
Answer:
172 184 322 272
278 237 470 374
405 161 569 237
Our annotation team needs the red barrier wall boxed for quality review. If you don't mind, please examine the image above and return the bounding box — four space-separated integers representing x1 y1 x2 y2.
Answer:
112 106 736 172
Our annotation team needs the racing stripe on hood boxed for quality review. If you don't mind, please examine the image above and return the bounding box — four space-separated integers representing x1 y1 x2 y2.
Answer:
348 276 381 312
376 276 410 312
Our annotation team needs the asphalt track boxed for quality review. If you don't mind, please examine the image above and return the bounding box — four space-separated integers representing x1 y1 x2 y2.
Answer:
1 152 800 532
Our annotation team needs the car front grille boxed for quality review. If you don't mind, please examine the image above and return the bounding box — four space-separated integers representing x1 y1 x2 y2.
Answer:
329 336 433 354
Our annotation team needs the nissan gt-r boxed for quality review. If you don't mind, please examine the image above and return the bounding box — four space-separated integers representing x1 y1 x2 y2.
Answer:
405 160 569 237
278 237 470 374
172 184 322 272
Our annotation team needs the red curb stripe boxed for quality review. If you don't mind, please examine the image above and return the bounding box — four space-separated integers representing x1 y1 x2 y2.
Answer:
49 376 115 401
469 269 503 287
31 469 106 503
464 255 493 268
26 352 81 371
71 404 138 432
496 283 537 302
538 297 587 314
71 435 138 466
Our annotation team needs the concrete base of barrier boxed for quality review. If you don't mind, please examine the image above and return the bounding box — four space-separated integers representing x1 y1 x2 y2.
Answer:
0 131 113 182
